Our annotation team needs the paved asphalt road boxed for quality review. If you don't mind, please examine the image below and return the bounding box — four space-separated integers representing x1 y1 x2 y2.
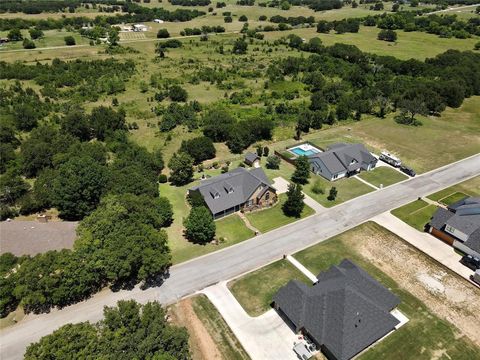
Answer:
1 153 479 359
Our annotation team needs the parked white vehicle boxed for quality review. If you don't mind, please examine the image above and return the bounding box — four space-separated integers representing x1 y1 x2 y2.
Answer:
379 151 401 167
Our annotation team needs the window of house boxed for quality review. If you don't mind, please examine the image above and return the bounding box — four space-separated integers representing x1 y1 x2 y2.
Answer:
266 192 270 200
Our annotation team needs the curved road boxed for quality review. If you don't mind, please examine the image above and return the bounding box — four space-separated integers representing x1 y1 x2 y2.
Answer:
1 153 480 359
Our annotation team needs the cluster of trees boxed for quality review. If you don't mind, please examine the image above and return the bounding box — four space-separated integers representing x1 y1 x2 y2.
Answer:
295 0 343 11
0 58 134 102
316 18 360 34
179 136 216 164
202 108 274 153
157 101 201 132
170 0 211 5
273 39 480 125
25 300 190 359
0 0 122 14
269 15 315 26
1 139 172 315
181 25 225 36
378 29 397 42
367 12 480 39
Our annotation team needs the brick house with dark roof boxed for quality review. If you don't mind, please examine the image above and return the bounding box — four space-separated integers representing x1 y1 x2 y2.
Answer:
273 259 400 360
189 167 277 219
428 197 480 258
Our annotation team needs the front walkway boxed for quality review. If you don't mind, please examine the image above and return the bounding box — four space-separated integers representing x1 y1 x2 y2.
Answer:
272 177 325 213
373 212 475 282
238 212 261 234
354 175 379 190
201 282 299 360
286 255 317 284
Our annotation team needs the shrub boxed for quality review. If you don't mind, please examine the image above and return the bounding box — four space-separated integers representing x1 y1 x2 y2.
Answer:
327 186 337 201
311 179 324 194
239 15 248 22
158 174 168 183
22 39 36 49
64 36 76 46
157 29 170 38
266 155 280 169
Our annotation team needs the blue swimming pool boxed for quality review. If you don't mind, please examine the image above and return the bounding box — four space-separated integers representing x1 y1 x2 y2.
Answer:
289 144 321 157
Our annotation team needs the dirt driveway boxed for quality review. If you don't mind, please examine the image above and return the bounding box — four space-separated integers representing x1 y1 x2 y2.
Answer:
349 227 480 345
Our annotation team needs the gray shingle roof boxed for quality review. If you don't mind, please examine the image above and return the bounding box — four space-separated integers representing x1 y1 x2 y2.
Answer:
189 167 273 215
429 207 455 230
429 197 480 254
245 152 260 163
309 143 377 175
464 228 480 254
273 259 400 360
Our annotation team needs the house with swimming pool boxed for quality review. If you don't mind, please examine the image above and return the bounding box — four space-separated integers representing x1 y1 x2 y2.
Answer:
287 143 377 181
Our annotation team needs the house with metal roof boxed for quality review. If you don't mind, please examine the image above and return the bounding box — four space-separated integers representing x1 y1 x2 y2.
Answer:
428 197 480 258
188 167 277 219
273 259 401 360
308 143 377 181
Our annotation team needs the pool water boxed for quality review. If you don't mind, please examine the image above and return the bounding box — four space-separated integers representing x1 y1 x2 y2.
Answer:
289 144 321 157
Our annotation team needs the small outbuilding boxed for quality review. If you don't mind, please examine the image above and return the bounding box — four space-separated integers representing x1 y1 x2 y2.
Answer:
244 152 260 167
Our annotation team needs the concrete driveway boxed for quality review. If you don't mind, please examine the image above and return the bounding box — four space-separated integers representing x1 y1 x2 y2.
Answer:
201 282 299 360
272 177 290 194
373 212 475 282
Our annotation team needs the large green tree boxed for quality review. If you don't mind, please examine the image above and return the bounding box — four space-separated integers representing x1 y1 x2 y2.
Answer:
168 152 194 186
282 183 305 218
179 136 216 165
184 206 216 244
291 155 311 184
52 156 109 220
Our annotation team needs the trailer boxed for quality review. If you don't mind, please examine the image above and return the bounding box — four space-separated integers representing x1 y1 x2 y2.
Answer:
379 151 401 167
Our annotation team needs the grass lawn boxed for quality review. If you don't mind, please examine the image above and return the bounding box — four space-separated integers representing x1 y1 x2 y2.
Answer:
216 214 255 243
228 260 310 316
438 192 469 206
391 200 437 231
303 173 375 207
357 166 408 188
245 193 314 233
190 295 250 360
160 182 254 264
427 176 480 203
292 222 480 360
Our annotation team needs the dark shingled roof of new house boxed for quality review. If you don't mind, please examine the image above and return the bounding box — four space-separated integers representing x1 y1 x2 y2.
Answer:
273 259 400 360
430 196 480 254
189 167 273 215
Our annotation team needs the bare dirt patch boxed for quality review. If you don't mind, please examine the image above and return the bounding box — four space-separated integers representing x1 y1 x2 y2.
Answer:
168 298 223 360
347 228 480 346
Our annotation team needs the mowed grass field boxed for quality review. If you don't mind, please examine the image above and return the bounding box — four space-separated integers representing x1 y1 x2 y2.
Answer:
229 222 480 359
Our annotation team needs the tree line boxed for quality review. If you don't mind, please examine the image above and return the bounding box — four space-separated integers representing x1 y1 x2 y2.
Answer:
0 5 204 31
0 0 123 14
